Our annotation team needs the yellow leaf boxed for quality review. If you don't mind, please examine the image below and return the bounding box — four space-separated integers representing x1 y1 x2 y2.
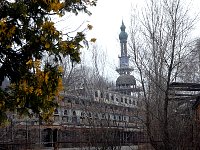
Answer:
29 86 34 93
40 36 45 42
69 43 75 49
26 59 33 65
35 88 42 96
6 45 11 49
45 43 50 48
87 24 93 30
90 38 96 43
44 72 49 84
60 41 67 49
58 66 63 73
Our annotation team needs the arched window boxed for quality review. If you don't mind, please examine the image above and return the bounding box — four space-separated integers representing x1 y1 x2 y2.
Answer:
82 100 85 105
73 111 76 116
72 111 77 124
95 91 98 97
111 95 114 100
116 97 119 101
119 116 121 121
88 112 92 118
80 112 85 119
106 93 109 100
102 113 105 119
81 112 85 117
95 113 99 119
125 98 127 103
132 100 135 105
121 97 123 102
64 110 68 115
100 92 103 98
113 115 116 120
54 109 58 114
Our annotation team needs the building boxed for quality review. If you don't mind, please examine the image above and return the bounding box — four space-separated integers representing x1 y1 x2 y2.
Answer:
0 22 144 149
52 21 141 126
116 21 138 95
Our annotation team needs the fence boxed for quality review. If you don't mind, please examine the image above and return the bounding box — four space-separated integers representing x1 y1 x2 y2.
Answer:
0 120 152 150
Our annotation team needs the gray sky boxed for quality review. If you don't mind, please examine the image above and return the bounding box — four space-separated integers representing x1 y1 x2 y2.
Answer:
85 0 141 81
56 0 200 82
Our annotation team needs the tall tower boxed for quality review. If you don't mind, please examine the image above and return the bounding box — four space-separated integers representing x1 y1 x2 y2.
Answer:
116 21 136 95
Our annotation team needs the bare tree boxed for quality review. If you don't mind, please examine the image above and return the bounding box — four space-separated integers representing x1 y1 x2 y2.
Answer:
61 44 111 94
129 0 198 149
177 39 200 83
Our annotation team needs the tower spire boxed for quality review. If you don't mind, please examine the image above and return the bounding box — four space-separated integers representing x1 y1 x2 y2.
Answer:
116 21 136 95
120 20 126 31
117 21 132 75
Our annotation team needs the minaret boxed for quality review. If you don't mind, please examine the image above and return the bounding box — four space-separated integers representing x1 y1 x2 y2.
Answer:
116 21 133 75
116 21 136 95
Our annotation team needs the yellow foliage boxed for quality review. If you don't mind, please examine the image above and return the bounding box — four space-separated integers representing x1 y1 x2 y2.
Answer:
26 59 33 65
50 2 64 12
7 25 16 38
87 24 93 30
58 66 63 73
0 18 16 40
90 38 96 43
35 88 42 96
44 72 49 84
6 45 11 49
29 86 34 93
0 101 5 109
60 41 68 49
33 0 64 14
45 42 50 48
18 80 28 93
18 80 34 94
0 19 7 35
55 31 60 36
26 59 41 73
16 98 20 103
42 21 55 34
69 43 75 49
34 59 41 68
55 77 63 96
40 36 45 42
0 0 95 123
22 60 64 98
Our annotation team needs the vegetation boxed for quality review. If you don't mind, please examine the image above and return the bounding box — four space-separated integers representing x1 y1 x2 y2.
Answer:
0 0 96 125
129 0 198 149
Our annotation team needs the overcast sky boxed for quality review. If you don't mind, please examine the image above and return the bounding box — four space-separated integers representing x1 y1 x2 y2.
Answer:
85 0 142 81
56 0 200 82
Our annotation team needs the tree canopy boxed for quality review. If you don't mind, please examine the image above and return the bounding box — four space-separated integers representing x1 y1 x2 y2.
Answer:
0 0 96 125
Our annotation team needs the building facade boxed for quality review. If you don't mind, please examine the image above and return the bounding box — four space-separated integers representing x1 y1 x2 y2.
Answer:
0 22 144 149
51 21 141 129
